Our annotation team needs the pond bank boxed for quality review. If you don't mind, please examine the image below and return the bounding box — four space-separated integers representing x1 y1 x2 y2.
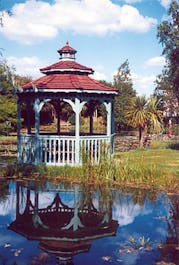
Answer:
0 136 178 195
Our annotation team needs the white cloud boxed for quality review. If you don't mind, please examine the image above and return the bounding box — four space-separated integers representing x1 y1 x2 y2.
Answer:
124 0 142 3
113 201 142 226
131 72 156 96
0 0 157 44
93 71 107 81
159 0 172 8
145 56 166 67
93 64 107 81
6 55 108 81
7 56 45 78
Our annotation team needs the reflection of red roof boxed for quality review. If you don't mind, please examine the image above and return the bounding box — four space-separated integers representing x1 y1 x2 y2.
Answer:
40 60 94 74
22 74 117 92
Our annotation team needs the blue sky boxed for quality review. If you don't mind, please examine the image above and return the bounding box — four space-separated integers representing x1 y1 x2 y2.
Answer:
0 0 172 96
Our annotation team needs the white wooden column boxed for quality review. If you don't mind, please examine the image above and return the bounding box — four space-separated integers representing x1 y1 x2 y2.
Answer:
33 98 49 164
111 101 115 153
34 98 41 164
64 98 86 165
104 101 112 136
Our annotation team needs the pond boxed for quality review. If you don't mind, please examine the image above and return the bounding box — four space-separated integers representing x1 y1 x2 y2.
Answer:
0 180 178 265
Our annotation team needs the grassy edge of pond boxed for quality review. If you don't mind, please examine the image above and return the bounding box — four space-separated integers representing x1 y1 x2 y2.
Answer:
0 139 178 194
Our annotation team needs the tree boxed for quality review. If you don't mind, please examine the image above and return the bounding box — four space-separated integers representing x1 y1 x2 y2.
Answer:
0 62 16 94
0 59 34 133
0 94 17 135
126 96 163 146
146 96 163 133
113 60 136 132
101 62 136 132
156 0 179 100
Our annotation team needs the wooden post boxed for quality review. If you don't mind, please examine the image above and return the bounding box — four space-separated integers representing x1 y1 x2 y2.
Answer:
104 101 112 136
57 104 61 135
27 101 31 134
74 98 80 165
111 101 115 153
64 98 86 165
34 98 40 164
17 97 21 162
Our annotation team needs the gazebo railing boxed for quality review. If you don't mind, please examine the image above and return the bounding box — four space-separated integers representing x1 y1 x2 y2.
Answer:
18 134 113 166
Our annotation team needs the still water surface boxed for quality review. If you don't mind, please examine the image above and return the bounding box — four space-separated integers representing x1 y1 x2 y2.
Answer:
0 180 178 265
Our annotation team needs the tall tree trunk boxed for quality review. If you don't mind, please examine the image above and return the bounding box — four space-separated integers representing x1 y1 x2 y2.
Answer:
139 125 144 147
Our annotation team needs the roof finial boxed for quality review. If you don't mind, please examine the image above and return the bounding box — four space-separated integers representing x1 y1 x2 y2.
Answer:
66 40 69 45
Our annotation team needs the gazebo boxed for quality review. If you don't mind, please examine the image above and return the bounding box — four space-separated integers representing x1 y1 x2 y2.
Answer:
17 41 117 166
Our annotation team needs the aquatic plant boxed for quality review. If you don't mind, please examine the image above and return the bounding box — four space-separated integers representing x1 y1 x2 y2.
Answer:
138 236 150 248
128 235 150 249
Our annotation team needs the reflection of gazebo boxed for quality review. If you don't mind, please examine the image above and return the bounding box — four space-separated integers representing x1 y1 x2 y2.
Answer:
17 42 117 166
9 182 118 265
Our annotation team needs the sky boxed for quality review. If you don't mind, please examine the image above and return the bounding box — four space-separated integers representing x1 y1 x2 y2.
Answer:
0 0 172 96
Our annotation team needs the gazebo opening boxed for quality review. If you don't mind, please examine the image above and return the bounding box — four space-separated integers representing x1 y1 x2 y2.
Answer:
17 41 117 166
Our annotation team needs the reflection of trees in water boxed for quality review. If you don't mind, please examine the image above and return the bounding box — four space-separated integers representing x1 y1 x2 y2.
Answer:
112 186 159 208
157 194 179 264
0 181 9 203
79 183 161 227
0 180 16 214
80 183 113 223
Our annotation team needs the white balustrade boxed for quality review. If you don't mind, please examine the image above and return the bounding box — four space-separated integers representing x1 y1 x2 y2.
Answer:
18 134 112 166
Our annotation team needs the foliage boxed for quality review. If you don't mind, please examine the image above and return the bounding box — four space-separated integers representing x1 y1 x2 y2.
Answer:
113 60 136 132
0 60 32 134
0 94 17 135
0 62 16 94
0 62 17 134
156 0 179 101
146 96 163 133
128 236 150 249
126 96 163 146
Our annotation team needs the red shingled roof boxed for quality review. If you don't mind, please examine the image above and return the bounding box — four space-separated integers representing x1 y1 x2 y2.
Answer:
58 40 77 54
21 42 117 94
22 74 116 92
40 60 94 74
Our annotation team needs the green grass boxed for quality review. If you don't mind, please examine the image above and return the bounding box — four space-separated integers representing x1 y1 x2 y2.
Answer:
0 135 17 143
113 142 179 191
0 138 178 193
114 148 179 175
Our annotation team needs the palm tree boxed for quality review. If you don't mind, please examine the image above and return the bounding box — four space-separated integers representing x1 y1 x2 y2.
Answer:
146 96 163 134
126 96 163 147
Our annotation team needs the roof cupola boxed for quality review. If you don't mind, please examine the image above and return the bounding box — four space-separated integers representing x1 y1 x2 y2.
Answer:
57 41 77 61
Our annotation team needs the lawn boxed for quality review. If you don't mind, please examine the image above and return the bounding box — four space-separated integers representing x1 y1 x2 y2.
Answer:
114 147 179 177
0 136 178 193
